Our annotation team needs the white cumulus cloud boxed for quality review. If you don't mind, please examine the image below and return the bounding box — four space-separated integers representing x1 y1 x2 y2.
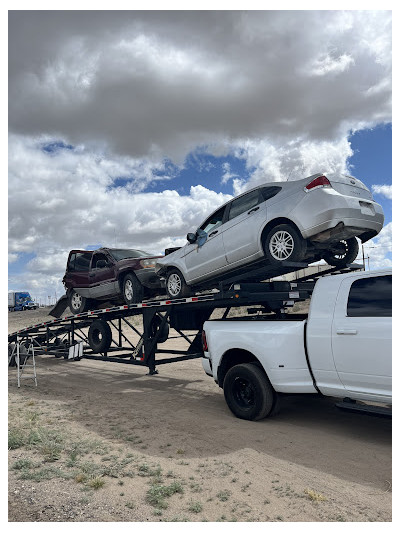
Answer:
372 184 392 200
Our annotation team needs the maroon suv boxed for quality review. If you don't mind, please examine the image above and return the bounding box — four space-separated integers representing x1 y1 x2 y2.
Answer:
63 247 164 314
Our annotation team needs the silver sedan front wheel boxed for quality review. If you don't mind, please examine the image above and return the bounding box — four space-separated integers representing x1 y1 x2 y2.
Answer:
166 269 190 299
167 273 182 297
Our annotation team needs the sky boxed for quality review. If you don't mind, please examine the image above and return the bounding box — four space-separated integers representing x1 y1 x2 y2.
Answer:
8 8 393 304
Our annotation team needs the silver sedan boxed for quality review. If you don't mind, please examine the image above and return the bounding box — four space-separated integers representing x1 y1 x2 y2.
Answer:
155 173 384 298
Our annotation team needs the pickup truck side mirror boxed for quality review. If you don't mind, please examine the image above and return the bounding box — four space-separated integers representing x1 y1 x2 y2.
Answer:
96 259 108 269
187 232 197 244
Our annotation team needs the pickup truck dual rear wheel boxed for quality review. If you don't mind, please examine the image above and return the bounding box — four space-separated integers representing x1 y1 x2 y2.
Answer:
223 363 275 421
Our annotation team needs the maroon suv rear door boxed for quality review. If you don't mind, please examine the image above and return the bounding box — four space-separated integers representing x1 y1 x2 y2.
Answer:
64 251 92 297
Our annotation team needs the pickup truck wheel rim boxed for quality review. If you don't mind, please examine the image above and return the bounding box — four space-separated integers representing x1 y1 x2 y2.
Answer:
124 279 134 301
269 230 295 260
233 377 255 408
71 292 82 310
167 273 181 297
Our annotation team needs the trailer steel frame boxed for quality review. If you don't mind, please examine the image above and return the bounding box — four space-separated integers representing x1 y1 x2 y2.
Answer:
8 263 362 375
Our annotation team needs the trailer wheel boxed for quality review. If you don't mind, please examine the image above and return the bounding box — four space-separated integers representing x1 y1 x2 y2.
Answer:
150 315 169 343
53 338 67 358
322 238 359 267
165 269 191 299
123 273 144 304
8 343 16 367
223 363 275 421
68 290 91 315
12 344 29 366
264 224 306 265
88 319 112 353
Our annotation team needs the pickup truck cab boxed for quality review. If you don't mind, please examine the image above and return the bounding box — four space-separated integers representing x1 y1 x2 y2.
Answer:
202 269 392 420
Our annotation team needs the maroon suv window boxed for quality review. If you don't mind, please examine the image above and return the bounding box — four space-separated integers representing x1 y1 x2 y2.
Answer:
68 252 92 272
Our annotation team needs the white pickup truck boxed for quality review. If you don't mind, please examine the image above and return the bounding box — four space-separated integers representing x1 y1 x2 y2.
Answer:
202 269 392 420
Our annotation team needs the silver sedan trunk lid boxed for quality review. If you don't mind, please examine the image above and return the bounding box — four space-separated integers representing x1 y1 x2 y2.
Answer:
329 175 373 200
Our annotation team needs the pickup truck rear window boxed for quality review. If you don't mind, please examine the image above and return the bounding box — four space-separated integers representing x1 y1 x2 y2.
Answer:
347 275 392 317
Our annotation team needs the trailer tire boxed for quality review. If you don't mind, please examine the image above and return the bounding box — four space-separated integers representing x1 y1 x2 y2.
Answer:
8 343 16 367
53 338 67 358
15 344 29 366
88 319 112 353
150 314 169 343
123 273 144 305
223 363 275 421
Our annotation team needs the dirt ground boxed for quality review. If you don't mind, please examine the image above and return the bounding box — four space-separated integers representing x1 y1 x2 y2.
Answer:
8 307 392 523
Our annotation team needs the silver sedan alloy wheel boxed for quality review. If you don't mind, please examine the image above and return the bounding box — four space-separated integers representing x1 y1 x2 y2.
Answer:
167 273 182 297
269 230 295 261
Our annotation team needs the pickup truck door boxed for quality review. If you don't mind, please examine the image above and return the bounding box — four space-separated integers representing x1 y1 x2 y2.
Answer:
331 274 392 397
88 252 117 299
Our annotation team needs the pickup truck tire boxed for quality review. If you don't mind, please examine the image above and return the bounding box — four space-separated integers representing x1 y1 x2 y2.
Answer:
88 319 112 353
264 224 306 265
165 269 191 299
68 290 91 315
123 273 144 304
223 363 275 421
322 238 359 267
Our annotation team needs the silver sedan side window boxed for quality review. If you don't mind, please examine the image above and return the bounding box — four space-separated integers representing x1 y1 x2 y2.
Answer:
228 190 261 221
200 206 226 234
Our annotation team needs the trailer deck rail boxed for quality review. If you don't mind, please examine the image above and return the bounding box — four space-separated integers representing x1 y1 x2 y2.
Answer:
8 263 363 374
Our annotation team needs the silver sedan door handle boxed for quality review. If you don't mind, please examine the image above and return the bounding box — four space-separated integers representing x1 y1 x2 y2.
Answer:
336 329 358 335
248 206 260 214
208 230 218 237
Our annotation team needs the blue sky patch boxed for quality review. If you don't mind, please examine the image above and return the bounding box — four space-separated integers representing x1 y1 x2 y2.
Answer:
41 140 74 154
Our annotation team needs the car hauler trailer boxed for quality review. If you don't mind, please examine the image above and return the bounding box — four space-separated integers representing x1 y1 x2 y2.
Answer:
8 262 362 376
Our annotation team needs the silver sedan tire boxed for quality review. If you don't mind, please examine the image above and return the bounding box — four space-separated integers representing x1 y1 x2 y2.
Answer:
264 224 305 265
166 269 191 299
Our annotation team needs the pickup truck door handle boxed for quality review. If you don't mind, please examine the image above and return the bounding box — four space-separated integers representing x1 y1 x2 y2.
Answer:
89 272 95 278
336 329 358 335
208 230 218 237
248 206 260 214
